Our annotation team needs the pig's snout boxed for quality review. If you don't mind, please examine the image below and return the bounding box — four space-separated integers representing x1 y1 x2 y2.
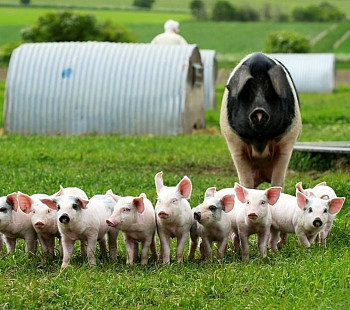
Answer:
34 221 45 229
313 218 323 227
59 213 70 224
106 218 119 227
158 211 170 219
194 211 201 221
249 108 270 126
248 213 258 220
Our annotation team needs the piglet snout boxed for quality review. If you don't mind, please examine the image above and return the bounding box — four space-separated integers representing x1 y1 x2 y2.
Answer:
59 213 70 224
194 211 201 221
248 213 258 220
158 211 170 219
34 221 45 229
106 219 117 227
313 218 323 227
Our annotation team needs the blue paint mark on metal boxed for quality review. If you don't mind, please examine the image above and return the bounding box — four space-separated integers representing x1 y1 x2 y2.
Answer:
61 68 72 79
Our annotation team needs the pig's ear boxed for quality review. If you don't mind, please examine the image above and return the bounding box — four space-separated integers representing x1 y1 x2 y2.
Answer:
108 192 121 203
295 182 304 193
155 171 164 194
204 187 216 200
296 190 308 211
133 197 144 214
227 64 252 97
55 185 65 197
265 187 282 206
77 197 89 210
140 193 147 199
268 65 289 99
315 182 327 187
6 193 18 212
106 189 114 195
17 192 33 214
177 176 192 199
328 197 345 215
221 194 235 213
234 183 247 203
40 199 57 210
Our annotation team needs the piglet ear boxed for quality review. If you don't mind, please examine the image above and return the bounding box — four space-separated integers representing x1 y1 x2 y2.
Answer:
107 191 121 203
295 182 304 193
328 197 345 215
6 193 18 212
234 183 247 203
40 199 57 210
155 171 164 194
55 185 65 197
17 192 33 214
265 187 282 206
177 176 192 199
295 182 313 197
221 194 235 213
77 197 89 210
204 187 216 200
296 190 308 211
133 196 144 214
315 182 327 187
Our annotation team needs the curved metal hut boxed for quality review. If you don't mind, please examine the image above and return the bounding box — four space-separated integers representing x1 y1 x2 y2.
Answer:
4 42 205 135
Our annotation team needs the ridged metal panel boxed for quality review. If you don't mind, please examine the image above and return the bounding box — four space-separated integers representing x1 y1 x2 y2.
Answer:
200 49 217 109
270 53 335 93
4 42 203 135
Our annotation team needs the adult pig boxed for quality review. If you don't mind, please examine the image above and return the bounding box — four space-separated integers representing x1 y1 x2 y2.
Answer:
220 52 301 188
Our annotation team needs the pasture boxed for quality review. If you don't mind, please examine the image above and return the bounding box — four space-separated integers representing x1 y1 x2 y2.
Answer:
0 76 350 307
1 0 350 17
1 7 350 56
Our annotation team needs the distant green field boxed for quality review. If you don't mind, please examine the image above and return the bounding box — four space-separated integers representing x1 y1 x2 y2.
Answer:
1 0 350 17
0 7 342 54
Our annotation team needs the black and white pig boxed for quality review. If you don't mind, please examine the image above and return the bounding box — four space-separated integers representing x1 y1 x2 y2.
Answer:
220 52 301 188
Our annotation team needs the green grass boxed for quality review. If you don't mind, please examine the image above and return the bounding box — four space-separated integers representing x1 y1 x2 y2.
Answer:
2 0 350 17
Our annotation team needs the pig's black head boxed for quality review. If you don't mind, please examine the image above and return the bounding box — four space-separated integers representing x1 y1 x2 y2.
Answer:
226 53 298 153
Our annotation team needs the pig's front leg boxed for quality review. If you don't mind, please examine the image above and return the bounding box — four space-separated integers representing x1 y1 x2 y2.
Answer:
86 237 98 267
124 236 136 265
232 153 254 189
269 227 280 253
150 235 158 261
277 232 288 249
217 238 228 260
80 240 87 256
108 229 118 261
270 147 294 188
176 232 188 263
24 236 37 255
141 239 152 265
188 222 198 261
296 231 311 248
98 235 107 257
201 237 213 261
159 231 171 264
58 237 63 258
61 236 75 269
38 235 51 258
257 230 269 258
4 236 16 254
239 232 250 261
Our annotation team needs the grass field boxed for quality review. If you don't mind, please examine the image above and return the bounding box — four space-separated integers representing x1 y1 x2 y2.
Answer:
1 0 350 17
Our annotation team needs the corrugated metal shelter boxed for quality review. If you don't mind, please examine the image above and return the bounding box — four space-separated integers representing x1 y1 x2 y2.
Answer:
199 49 217 109
4 42 205 135
270 53 335 93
